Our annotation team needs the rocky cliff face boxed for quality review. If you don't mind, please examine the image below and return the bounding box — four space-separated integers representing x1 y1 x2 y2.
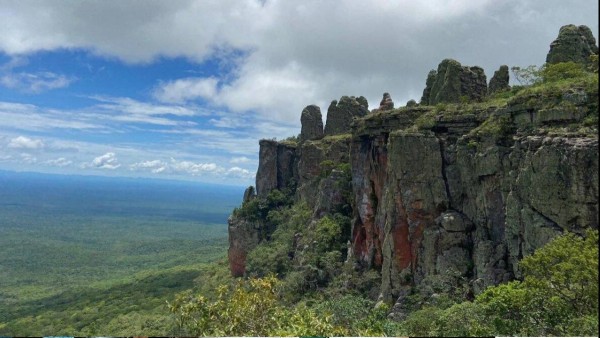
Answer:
227 24 599 309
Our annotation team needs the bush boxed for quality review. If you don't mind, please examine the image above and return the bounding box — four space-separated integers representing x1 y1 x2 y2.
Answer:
540 61 586 83
395 229 599 337
476 229 599 336
313 295 389 336
168 276 342 336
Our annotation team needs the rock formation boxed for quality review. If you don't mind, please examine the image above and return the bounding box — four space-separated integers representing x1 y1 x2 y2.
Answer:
324 96 369 135
255 139 297 196
421 59 487 105
300 105 324 142
242 185 256 203
420 70 437 104
546 24 599 65
488 65 510 94
227 24 599 312
373 92 394 112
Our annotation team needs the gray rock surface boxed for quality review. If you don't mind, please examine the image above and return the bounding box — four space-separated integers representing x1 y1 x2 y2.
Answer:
324 96 369 135
421 59 487 105
300 105 324 142
488 65 510 94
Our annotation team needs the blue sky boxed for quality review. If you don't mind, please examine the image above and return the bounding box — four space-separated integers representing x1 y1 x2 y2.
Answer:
0 0 597 186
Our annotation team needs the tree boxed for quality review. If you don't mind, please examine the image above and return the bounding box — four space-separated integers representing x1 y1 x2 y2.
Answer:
476 229 599 336
167 276 343 336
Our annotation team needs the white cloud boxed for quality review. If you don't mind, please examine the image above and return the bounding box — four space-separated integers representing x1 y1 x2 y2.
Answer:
1 1 597 124
129 157 253 179
44 157 72 167
170 159 221 175
130 159 169 174
0 101 103 131
0 71 74 93
20 153 37 164
154 77 219 103
84 152 121 170
230 156 251 164
226 166 253 179
209 116 247 129
8 135 44 150
91 96 200 117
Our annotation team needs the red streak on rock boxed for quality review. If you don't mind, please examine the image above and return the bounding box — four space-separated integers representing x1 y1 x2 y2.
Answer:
228 247 246 277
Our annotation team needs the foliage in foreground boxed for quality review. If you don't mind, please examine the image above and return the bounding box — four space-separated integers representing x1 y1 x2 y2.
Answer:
167 275 345 336
396 229 599 337
168 273 393 336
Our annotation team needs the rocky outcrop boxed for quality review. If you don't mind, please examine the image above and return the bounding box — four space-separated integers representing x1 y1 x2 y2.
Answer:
227 25 599 314
324 96 369 135
488 65 510 94
373 93 394 112
300 105 324 142
297 135 351 205
420 70 437 104
546 24 599 65
228 215 261 277
242 186 256 203
255 139 297 196
421 59 487 105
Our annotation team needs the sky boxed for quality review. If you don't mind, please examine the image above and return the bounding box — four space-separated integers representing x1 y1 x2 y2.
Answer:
0 0 598 186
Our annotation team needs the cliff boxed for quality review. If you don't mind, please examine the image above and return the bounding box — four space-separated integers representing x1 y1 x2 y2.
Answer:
227 25 599 314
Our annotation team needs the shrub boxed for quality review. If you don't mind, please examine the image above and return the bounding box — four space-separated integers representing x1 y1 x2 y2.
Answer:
540 61 586 83
168 276 342 336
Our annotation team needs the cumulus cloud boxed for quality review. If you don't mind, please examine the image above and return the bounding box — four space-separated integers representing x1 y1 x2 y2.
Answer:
44 157 73 167
226 166 253 179
129 157 253 179
153 77 219 103
83 152 121 170
230 156 251 164
129 159 169 174
8 135 44 150
1 1 597 123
